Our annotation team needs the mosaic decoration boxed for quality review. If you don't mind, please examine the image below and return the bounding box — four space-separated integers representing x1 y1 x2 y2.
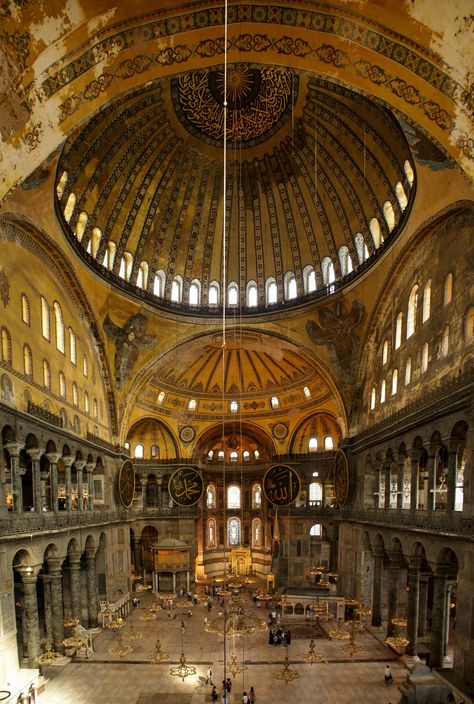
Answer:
118 460 135 509
263 464 300 506
0 268 10 307
307 300 364 377
168 467 204 506
103 313 158 389
172 65 297 147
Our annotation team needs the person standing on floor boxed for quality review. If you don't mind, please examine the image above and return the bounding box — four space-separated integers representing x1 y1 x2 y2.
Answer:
242 691 249 704
249 686 256 703
384 664 393 686
211 686 218 702
206 666 214 685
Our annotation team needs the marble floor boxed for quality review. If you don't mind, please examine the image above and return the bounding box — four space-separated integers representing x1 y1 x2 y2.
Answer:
37 593 408 704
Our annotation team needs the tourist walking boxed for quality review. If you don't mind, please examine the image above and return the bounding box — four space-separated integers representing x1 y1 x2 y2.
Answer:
384 664 393 686
242 691 249 704
206 667 214 685
249 686 256 703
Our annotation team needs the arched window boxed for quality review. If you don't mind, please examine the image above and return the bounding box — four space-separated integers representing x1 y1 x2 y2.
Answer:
64 192 76 222
227 282 239 306
338 246 353 276
243 450 250 461
369 218 382 249
157 391 165 405
189 279 201 306
230 400 238 413
266 277 278 304
252 483 262 508
208 518 216 548
405 357 412 385
153 270 166 297
72 381 78 406
464 306 474 340
370 387 376 410
188 399 196 411
227 485 241 509
284 272 297 300
104 241 116 270
1 327 12 363
407 284 418 338
56 171 68 200
43 359 51 388
93 398 98 419
59 371 66 398
40 297 50 340
391 369 398 395
382 340 389 365
422 280 431 322
218 450 225 460
321 257 335 285
309 481 322 506
394 312 403 349
75 211 88 242
383 201 396 232
151 444 159 459
421 343 429 372
134 444 144 459
441 325 450 357
246 281 258 307
270 396 279 409
303 386 311 399
83 355 88 377
230 451 238 461
87 227 102 258
69 328 77 364
380 379 386 403
310 523 322 537
324 436 334 450
53 302 65 353
354 233 369 263
84 390 90 414
170 275 183 302
303 265 317 293
252 518 262 547
395 181 408 211
308 436 318 452
137 261 149 290
253 449 260 460
444 272 453 305
227 517 241 546
119 252 133 281
209 281 220 306
207 484 216 509
404 160 414 186
21 294 30 325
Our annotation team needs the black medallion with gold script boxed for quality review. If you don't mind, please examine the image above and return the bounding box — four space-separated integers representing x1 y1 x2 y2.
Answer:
263 465 300 506
168 467 204 507
334 449 350 507
118 459 136 509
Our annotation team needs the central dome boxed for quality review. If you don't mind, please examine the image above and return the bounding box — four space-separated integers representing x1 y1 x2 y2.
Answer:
56 64 414 313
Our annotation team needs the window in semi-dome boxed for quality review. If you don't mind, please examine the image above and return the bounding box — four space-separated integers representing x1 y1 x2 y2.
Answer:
218 450 225 460
228 282 238 306
243 450 250 461
134 444 144 459
395 181 408 211
309 436 318 452
1 327 12 363
369 218 382 248
230 400 238 413
75 211 88 242
247 281 258 307
151 444 159 459
230 451 238 461
422 280 431 322
227 517 241 546
303 386 311 399
188 399 197 411
266 278 278 304
383 201 396 232
207 450 214 460
209 281 220 306
271 396 279 409
157 391 165 405
40 297 50 340
189 280 201 305
153 270 165 297
324 436 334 450
285 272 297 300
303 265 316 293
227 485 240 509
404 159 414 186
53 302 65 353
43 359 51 388
253 449 260 460
21 294 30 326
64 192 76 223
137 261 149 290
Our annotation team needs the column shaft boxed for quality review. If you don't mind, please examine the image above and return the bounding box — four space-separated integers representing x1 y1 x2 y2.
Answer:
406 565 420 656
430 572 448 668
85 551 98 627
371 550 383 627
22 575 41 661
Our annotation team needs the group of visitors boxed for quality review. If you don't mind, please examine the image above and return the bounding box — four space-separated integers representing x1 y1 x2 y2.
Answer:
268 627 291 646
206 669 255 704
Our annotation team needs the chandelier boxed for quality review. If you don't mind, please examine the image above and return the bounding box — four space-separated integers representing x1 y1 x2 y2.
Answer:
107 619 133 657
35 641 62 667
273 650 301 685
328 620 351 640
228 650 247 677
148 638 170 663
170 631 196 681
302 638 327 664
385 617 409 650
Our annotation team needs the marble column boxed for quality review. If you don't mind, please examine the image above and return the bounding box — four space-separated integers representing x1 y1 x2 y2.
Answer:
418 575 429 637
68 551 82 622
85 547 98 627
446 448 458 516
371 547 384 627
47 557 65 653
42 575 53 643
386 552 402 637
410 450 420 513
384 459 392 510
425 453 436 512
430 570 448 668
396 454 405 511
132 538 141 574
405 557 422 656
46 452 61 513
373 461 382 508
5 443 23 513
86 463 95 511
27 448 43 512
141 479 148 509
63 457 73 512
19 569 41 662
75 460 86 512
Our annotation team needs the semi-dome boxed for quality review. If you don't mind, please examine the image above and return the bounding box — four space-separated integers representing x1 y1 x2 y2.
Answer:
55 64 414 313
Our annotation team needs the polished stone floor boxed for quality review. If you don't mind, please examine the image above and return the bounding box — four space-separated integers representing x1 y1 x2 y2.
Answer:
38 592 408 704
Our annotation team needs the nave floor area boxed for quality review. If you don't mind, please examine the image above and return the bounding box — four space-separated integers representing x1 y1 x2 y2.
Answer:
37 592 408 704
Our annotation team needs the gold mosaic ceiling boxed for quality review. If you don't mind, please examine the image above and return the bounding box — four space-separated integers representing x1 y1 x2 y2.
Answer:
56 64 414 308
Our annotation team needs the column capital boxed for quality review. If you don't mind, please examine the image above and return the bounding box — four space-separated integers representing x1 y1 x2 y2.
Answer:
140 478 148 487
407 555 424 570
46 556 64 575
410 448 423 462
86 462 95 473
372 546 385 559
45 452 61 464
84 546 97 560
68 550 82 566
388 552 403 569
26 447 43 461
4 442 22 457
74 460 86 471
18 565 41 581
62 456 74 468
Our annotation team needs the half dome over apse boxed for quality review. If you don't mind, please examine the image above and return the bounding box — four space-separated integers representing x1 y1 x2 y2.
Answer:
136 329 337 420
56 64 415 312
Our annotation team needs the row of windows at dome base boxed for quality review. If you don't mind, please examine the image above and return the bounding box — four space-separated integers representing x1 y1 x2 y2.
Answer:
58 167 412 307
207 517 324 548
205 481 324 509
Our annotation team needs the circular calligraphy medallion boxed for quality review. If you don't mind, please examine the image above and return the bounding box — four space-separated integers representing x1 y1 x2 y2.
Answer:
118 460 136 509
179 425 196 443
169 467 204 507
263 465 301 506
334 449 350 507
272 423 288 440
